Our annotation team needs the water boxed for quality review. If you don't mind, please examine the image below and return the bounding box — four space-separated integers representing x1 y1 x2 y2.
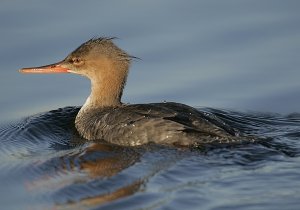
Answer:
1 0 300 209
0 107 300 210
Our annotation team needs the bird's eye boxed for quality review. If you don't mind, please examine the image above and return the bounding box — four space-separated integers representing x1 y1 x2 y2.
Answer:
71 57 83 66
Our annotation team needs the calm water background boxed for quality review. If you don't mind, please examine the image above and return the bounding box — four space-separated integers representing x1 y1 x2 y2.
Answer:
1 1 300 210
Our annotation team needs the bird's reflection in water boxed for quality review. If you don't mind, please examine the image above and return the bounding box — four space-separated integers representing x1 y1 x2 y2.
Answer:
79 142 139 178
26 136 142 209
59 179 143 210
56 142 143 209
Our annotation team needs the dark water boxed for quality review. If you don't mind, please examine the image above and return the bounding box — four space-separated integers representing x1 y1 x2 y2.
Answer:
0 107 300 210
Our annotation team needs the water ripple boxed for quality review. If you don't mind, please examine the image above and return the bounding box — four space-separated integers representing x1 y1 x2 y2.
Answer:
0 107 300 209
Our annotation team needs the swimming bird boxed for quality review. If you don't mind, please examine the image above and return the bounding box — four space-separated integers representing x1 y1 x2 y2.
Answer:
20 37 241 147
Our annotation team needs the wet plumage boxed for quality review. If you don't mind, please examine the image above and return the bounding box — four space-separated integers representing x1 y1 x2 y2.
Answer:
75 102 240 146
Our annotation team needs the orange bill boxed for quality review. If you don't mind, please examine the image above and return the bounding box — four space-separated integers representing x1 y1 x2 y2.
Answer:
19 62 70 74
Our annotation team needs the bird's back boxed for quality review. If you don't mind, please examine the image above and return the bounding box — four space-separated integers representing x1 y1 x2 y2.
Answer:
75 102 244 147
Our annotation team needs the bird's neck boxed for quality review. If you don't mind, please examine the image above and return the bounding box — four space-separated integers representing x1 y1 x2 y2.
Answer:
82 60 129 111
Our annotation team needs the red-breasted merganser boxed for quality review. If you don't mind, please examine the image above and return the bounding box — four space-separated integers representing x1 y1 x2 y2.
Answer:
20 37 240 147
